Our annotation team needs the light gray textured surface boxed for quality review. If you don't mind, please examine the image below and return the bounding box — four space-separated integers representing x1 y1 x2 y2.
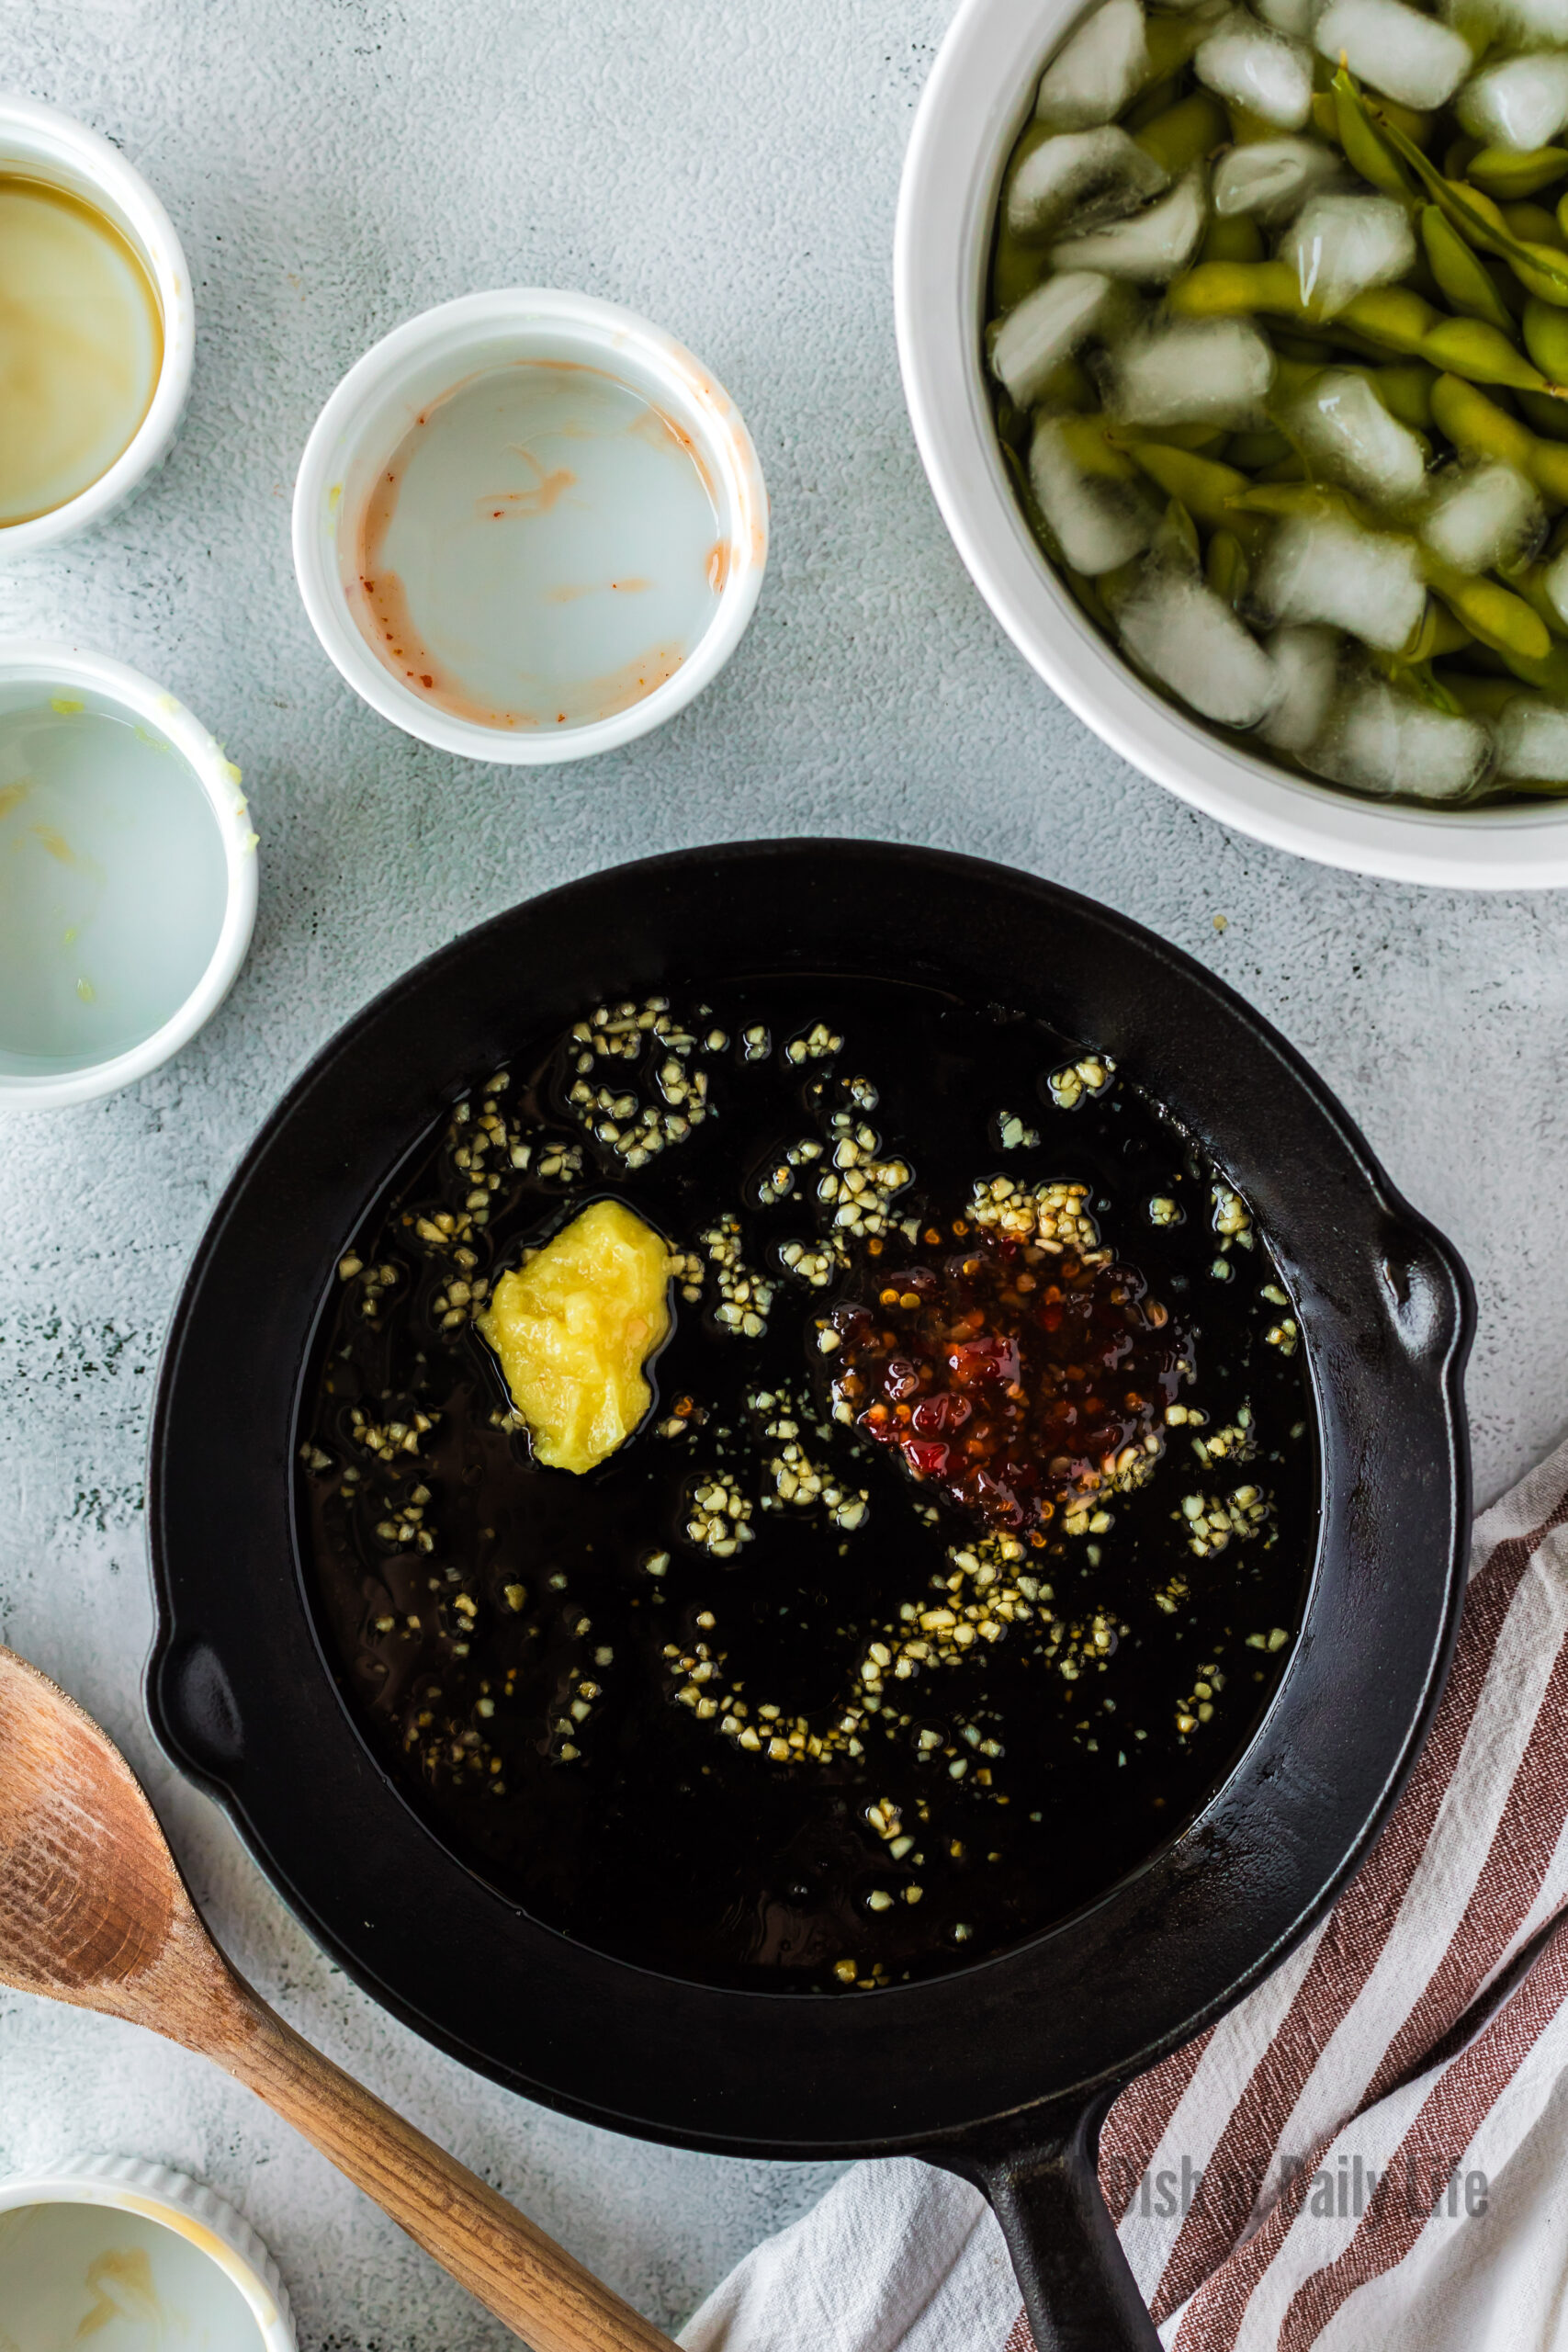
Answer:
1 0 1566 2343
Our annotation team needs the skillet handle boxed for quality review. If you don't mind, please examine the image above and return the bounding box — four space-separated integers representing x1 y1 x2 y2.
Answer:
942 2094 1162 2352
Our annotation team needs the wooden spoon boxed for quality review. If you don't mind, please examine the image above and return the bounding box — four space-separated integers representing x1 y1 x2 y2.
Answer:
0 1645 675 2352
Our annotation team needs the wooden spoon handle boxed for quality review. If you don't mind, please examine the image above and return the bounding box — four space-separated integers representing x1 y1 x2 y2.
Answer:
213 1974 675 2352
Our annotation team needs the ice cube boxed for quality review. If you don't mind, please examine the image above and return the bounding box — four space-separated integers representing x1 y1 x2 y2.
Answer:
1195 17 1314 126
989 272 1115 408
1495 695 1568 781
1256 508 1427 648
1030 416 1161 572
1007 127 1169 242
1052 169 1208 280
1458 54 1568 153
1212 136 1338 220
1103 316 1275 424
1290 368 1428 504
1281 193 1416 319
1256 0 1327 33
1116 572 1281 728
1309 682 1493 798
1313 0 1472 111
1259 625 1341 752
1036 0 1149 130
1420 461 1544 573
1542 544 1568 627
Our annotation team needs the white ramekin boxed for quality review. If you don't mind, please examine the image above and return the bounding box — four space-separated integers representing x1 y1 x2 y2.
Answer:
0 96 195 557
0 642 258 1112
894 0 1568 891
293 288 769 763
0 2155 295 2350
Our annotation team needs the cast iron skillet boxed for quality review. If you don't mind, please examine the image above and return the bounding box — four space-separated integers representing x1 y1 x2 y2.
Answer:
147 841 1472 2352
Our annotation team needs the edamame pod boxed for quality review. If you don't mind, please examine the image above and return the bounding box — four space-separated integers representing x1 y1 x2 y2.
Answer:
1508 562 1568 639
1122 75 1182 135
1201 214 1267 266
1371 103 1568 307
1468 148 1568 202
1414 311 1550 391
1339 288 1557 393
1227 481 1354 518
1143 12 1212 84
1156 497 1202 571
1168 259 1567 393
1420 206 1518 336
1519 387 1568 443
1205 528 1250 605
1502 205 1566 252
1134 91 1227 177
1224 426 1295 468
1116 439 1270 549
1334 74 1414 200
1421 560 1552 662
1499 638 1568 695
1400 599 1475 662
1430 372 1568 503
1167 259 1301 317
1525 298 1568 387
1437 671 1524 718
1368 361 1439 430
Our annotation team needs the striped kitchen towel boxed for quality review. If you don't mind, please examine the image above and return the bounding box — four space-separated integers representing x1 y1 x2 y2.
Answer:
682 1434 1568 2352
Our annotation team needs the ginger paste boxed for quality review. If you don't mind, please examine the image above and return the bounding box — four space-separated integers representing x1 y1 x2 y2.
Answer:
480 1198 671 1472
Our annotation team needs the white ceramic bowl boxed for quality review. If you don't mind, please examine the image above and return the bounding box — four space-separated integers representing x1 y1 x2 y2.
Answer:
0 2155 294 2350
293 288 769 763
0 643 258 1111
894 0 1568 889
0 96 195 556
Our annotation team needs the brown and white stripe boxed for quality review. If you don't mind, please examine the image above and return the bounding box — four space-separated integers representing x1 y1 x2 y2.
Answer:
1008 1440 1568 2351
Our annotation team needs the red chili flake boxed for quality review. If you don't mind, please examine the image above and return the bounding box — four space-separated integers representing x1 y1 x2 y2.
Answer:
828 1225 1191 1534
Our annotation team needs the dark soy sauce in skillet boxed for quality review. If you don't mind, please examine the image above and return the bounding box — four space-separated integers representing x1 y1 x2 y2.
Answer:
299 978 1315 1992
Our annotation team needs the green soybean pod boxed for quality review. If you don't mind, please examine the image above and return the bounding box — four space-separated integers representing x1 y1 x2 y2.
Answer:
1335 74 1415 199
1417 312 1557 394
1400 598 1474 662
1470 147 1568 201
1205 528 1250 606
1420 207 1519 336
1502 204 1567 251
1524 298 1568 386
1368 361 1439 431
1501 637 1568 695
1201 214 1267 266
1118 441 1269 550
1167 260 1302 319
1510 561 1568 639
1064 563 1115 633
1367 102 1568 306
1226 481 1342 518
1134 90 1227 177
1437 670 1524 718
1142 10 1211 84
1517 388 1568 442
1338 285 1442 356
1122 76 1182 135
1421 560 1552 662
1224 426 1295 469
1431 371 1568 503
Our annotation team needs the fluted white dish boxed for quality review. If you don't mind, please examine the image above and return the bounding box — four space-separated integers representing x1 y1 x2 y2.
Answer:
0 2154 295 2350
0 96 195 556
